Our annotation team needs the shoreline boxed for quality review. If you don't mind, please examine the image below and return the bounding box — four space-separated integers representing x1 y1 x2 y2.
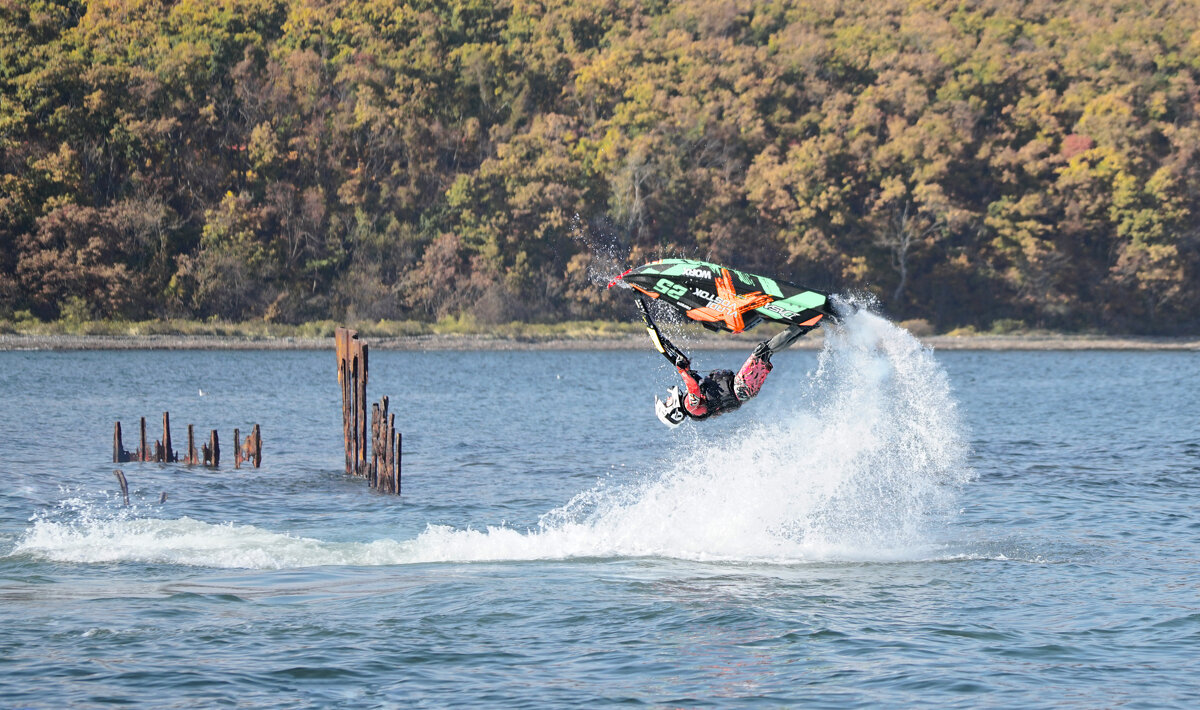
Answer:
1 332 1198 352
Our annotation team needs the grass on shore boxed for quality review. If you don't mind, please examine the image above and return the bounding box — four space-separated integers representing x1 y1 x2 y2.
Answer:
2 312 1162 341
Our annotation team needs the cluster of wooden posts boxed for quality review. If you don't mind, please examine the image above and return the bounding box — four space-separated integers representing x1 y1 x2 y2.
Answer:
112 412 262 469
336 327 401 494
104 327 395 501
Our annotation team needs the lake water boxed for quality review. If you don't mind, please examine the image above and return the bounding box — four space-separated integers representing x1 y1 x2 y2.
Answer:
1 311 1198 708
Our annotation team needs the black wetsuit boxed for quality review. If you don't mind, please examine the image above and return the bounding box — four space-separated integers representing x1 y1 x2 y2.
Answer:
678 368 742 420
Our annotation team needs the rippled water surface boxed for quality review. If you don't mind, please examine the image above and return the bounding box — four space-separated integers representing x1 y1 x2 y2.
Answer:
1 314 1198 708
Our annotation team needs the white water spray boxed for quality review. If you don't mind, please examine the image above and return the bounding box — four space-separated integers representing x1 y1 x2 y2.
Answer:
12 304 971 568
537 300 972 562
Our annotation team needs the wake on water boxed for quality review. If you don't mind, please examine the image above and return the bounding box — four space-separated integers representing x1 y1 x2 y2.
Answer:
12 303 972 569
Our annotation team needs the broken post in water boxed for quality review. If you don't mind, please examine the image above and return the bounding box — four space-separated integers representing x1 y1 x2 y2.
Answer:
368 395 401 494
113 422 133 463
110 414 259 470
336 327 369 477
139 417 149 462
335 327 402 495
240 424 262 468
369 397 400 495
185 424 198 465
163 411 174 463
207 430 220 467
380 413 400 494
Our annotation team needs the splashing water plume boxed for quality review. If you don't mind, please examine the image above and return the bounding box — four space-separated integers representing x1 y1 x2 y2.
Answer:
13 303 970 568
541 299 972 562
778 299 973 557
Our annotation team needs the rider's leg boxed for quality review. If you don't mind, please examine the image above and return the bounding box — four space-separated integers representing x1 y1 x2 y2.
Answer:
733 350 772 401
763 325 808 356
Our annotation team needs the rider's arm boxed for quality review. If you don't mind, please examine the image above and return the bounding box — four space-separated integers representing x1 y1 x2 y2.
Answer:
677 367 709 417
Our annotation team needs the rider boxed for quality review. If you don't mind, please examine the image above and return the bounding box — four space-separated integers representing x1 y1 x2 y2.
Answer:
653 324 810 428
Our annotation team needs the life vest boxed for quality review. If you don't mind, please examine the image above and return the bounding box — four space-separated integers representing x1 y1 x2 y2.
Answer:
689 369 742 420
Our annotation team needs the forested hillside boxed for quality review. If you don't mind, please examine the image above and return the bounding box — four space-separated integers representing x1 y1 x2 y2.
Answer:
2 0 1198 332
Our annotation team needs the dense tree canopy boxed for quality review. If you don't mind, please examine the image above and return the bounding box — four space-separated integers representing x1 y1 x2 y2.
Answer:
2 0 1198 332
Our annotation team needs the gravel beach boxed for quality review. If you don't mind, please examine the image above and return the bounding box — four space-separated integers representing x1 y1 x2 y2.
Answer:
2 332 1197 351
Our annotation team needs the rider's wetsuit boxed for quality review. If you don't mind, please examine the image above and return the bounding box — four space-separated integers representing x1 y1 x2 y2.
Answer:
676 347 773 420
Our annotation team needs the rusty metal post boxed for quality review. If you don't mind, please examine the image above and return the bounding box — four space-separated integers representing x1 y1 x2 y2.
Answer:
396 430 402 495
233 428 242 468
210 430 220 467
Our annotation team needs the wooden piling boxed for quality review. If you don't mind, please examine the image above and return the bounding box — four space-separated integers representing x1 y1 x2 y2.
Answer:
381 412 391 492
186 424 197 465
336 327 370 477
384 412 398 494
209 430 220 467
335 327 402 495
336 328 349 473
379 396 391 490
113 422 131 463
366 395 401 495
162 412 174 463
240 424 262 468
350 339 367 475
378 411 388 493
357 344 368 475
365 395 402 493
370 401 381 486
113 416 234 470
351 341 360 474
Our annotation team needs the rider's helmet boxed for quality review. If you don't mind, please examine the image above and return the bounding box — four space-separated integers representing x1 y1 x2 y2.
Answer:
654 386 687 428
